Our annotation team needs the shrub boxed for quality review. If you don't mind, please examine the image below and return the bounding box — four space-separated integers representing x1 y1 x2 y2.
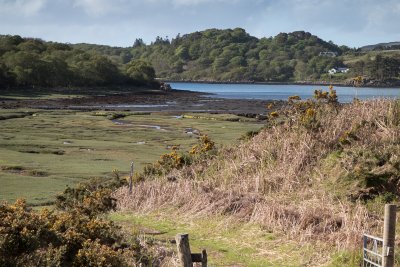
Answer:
281 86 340 131
56 176 126 216
73 239 126 267
189 135 215 155
139 135 217 179
0 199 146 266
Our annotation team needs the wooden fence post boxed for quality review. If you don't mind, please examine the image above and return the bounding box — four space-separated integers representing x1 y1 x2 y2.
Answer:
129 162 134 194
201 249 207 267
175 233 193 267
382 204 396 267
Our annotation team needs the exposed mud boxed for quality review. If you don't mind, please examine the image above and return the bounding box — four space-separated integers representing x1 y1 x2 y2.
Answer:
0 89 281 115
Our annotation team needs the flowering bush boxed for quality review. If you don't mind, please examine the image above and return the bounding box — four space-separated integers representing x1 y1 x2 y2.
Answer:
74 239 127 266
189 135 215 155
0 199 146 266
140 135 216 179
314 85 338 104
56 176 126 216
281 86 339 130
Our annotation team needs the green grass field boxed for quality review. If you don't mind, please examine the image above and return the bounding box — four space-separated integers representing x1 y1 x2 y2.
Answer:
0 109 262 205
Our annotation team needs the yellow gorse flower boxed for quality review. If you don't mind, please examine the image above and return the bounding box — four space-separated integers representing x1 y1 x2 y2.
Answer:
270 111 279 118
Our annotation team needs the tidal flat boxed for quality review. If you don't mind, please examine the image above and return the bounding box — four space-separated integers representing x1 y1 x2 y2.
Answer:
0 106 263 205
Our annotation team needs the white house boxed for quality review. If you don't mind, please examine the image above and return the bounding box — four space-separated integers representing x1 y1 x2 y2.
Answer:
337 67 350 73
328 67 349 75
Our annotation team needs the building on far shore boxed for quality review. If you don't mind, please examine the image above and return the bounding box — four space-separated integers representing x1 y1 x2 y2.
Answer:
328 67 350 75
319 51 338 57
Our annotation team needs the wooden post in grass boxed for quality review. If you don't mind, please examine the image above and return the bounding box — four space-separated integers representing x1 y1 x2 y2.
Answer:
176 233 193 267
175 234 207 267
201 249 207 267
382 204 396 267
129 161 134 194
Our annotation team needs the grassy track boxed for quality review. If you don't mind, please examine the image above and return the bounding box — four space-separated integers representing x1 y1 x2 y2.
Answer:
109 211 360 266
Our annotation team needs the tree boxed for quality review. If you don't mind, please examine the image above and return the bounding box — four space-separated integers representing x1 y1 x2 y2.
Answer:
0 62 15 87
189 43 202 60
0 35 23 56
229 56 246 67
175 45 190 60
3 51 46 86
133 38 145 48
41 54 72 86
17 39 46 53
126 59 155 83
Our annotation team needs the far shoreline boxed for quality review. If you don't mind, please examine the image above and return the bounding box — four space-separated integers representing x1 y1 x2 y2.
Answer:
162 79 400 88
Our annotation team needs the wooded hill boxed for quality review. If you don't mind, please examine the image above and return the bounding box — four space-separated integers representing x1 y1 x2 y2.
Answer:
66 28 400 84
0 35 156 88
75 29 348 82
1 28 400 88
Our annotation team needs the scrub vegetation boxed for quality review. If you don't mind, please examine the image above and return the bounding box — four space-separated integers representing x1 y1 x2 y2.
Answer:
1 92 399 266
113 94 400 266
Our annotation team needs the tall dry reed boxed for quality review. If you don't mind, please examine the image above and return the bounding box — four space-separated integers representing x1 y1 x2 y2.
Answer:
114 99 399 249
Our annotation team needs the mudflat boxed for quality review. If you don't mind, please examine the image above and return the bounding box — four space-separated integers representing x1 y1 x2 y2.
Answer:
0 88 279 115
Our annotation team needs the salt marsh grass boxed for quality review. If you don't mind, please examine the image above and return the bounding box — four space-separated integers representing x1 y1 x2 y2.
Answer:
0 109 262 205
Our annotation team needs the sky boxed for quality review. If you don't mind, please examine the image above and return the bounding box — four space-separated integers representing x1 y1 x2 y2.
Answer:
1 0 399 48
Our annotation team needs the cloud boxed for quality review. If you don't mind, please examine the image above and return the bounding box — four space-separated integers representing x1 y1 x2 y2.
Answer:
0 0 48 16
1 0 399 47
142 0 238 7
171 0 233 6
72 0 129 16
363 0 400 32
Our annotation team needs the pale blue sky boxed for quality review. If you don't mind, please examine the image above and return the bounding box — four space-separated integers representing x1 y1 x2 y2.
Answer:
1 0 399 48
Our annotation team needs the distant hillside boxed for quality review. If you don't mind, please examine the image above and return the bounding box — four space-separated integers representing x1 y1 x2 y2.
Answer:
360 41 400 51
72 28 400 84
137 29 346 82
72 28 349 82
0 35 157 89
2 29 400 86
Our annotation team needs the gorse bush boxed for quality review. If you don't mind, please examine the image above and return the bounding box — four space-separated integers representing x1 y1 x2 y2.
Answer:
280 86 339 130
141 134 217 178
0 199 146 266
56 175 126 216
73 239 127 267
314 85 338 104
0 172 155 266
159 149 186 170
189 135 215 155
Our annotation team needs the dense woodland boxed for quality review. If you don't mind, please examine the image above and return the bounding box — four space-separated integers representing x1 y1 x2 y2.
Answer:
132 29 346 81
1 28 400 88
0 35 156 88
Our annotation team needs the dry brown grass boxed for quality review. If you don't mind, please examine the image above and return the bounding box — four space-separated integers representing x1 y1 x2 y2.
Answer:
114 99 399 251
